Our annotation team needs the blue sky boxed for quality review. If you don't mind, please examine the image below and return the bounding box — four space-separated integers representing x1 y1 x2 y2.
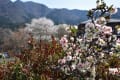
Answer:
11 0 120 10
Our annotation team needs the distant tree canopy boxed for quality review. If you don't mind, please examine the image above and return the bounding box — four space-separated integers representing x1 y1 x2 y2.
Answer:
25 17 70 40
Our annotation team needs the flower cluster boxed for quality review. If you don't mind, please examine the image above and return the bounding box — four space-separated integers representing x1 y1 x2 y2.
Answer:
57 0 120 79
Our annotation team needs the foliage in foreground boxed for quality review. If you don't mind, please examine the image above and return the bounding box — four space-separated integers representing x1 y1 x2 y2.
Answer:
0 35 64 80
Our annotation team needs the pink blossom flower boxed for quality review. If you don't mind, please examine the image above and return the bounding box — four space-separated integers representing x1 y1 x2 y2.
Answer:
72 56 77 60
62 44 68 51
116 38 120 43
77 63 84 68
102 26 112 35
72 44 76 49
75 49 81 55
95 23 101 28
58 58 66 64
60 36 68 50
60 36 68 45
95 23 102 31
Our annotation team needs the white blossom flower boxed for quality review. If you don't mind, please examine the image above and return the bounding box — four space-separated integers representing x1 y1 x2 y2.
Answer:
66 52 71 56
96 2 101 8
63 35 68 37
77 38 83 43
71 64 76 70
117 28 120 35
65 27 71 33
109 52 114 56
96 17 106 25
85 22 95 29
66 55 72 61
115 38 120 47
97 38 106 46
68 47 73 51
74 25 78 29
87 56 94 62
81 69 86 73
100 52 104 58
70 37 74 42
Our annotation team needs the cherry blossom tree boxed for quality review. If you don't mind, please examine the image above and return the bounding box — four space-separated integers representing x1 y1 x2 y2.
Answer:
56 0 120 79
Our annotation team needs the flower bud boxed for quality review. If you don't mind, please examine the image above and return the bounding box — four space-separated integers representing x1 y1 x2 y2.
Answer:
110 8 118 14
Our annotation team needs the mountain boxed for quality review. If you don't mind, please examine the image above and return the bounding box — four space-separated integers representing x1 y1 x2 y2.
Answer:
0 0 119 28
46 9 87 25
0 0 88 28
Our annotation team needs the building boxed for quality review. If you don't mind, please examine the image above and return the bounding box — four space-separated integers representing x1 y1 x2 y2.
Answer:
78 19 120 37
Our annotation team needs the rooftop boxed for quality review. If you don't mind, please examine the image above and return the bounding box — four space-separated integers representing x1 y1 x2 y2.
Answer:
81 18 120 24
